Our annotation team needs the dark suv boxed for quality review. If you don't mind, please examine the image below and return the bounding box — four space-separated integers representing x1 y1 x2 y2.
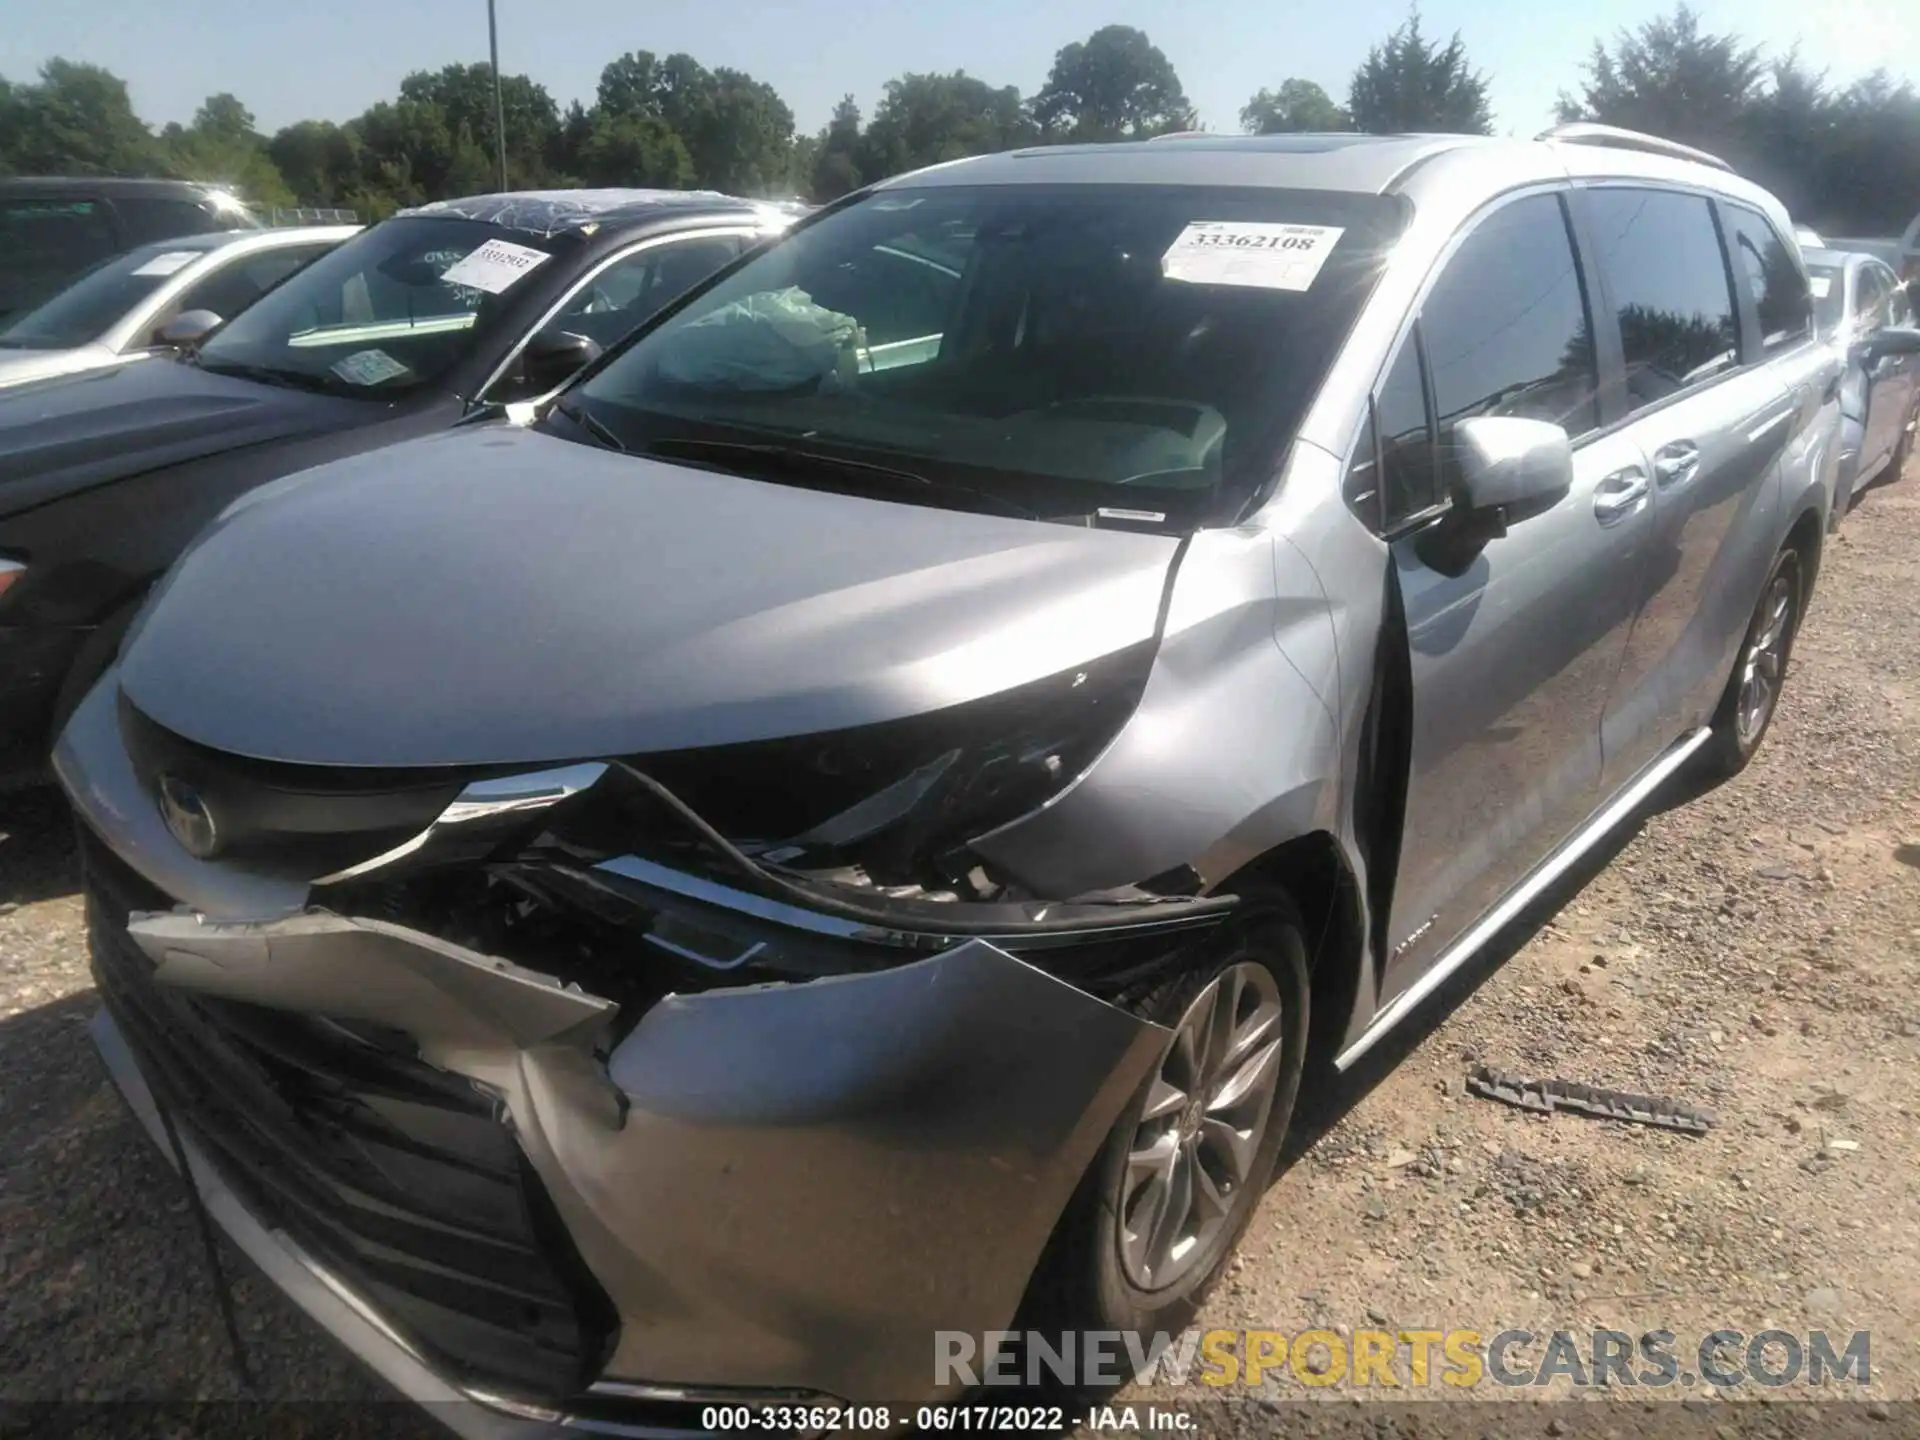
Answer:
0 177 260 324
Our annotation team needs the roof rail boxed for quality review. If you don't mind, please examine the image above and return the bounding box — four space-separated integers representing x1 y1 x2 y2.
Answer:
1536 122 1732 173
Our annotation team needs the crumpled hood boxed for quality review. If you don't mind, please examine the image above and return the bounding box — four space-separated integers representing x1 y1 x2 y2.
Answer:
119 425 1183 767
0 357 369 520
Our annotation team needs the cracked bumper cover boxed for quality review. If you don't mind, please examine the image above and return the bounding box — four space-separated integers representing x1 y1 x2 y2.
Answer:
58 676 1172 1411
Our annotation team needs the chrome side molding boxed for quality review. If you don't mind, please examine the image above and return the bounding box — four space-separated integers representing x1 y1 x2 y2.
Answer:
1334 727 1712 1070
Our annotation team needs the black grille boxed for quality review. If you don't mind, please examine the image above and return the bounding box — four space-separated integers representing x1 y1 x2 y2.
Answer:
83 832 616 1402
116 696 474 875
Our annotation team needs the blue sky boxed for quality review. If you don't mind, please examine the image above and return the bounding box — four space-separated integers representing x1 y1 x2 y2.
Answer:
4 0 1915 139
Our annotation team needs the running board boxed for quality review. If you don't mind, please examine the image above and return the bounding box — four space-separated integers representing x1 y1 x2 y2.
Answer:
1333 727 1712 1071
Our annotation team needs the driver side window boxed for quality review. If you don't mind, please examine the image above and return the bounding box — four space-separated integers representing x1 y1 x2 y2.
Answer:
551 235 743 350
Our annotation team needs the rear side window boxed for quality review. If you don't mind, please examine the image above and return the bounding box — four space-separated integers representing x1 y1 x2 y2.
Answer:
0 200 121 321
117 197 222 247
1419 193 1598 438
1722 204 1811 354
1584 188 1738 413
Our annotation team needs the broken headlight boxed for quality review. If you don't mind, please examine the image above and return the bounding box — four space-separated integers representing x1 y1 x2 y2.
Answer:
563 640 1158 896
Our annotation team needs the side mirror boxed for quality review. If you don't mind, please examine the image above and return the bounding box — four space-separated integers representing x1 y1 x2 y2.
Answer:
1453 416 1574 515
154 309 224 350
1861 326 1920 366
519 329 602 396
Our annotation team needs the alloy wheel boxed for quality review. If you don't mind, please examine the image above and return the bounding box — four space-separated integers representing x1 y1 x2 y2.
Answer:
1736 571 1795 744
1119 961 1284 1291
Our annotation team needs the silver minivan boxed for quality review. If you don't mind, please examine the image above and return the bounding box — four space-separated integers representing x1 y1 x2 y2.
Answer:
60 125 1914 1430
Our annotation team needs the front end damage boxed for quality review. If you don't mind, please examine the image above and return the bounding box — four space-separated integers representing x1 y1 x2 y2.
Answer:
58 667 1238 1425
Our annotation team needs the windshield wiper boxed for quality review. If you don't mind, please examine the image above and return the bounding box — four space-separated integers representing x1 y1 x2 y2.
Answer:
639 437 1037 520
552 399 627 452
194 358 355 397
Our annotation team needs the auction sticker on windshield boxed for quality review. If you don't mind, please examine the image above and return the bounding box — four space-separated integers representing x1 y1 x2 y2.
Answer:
1162 222 1345 292
440 238 552 294
131 251 200 278
330 348 411 386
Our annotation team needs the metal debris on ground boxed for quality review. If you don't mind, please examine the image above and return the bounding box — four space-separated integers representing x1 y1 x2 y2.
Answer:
1465 1065 1715 1135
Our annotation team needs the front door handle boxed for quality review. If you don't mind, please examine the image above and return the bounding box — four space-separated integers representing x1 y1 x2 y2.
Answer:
1653 440 1700 486
1593 466 1650 526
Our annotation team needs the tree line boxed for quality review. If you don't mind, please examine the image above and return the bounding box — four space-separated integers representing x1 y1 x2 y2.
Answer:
1 5 1915 235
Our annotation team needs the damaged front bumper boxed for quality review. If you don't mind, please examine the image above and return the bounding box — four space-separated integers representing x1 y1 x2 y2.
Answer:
57 677 1184 1423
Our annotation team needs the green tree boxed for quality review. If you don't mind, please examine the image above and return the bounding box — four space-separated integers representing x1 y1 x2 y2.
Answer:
591 51 794 193
1031 25 1195 141
577 113 695 188
1818 73 1920 234
1241 79 1351 134
810 93 866 200
1347 10 1493 136
393 63 561 190
858 71 1037 180
161 92 294 206
1555 4 1763 160
267 120 365 206
0 59 165 175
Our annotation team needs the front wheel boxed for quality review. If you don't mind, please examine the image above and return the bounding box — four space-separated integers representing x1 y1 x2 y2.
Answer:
1698 546 1803 779
1037 908 1310 1339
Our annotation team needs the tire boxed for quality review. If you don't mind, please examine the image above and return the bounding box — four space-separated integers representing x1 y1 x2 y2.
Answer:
1697 546 1803 780
1034 904 1311 1341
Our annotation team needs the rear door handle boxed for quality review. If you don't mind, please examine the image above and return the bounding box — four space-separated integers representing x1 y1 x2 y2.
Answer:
1593 466 1650 525
1653 440 1700 486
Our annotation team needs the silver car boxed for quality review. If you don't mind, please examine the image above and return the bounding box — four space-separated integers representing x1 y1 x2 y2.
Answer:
58 127 1907 1430
1805 244 1920 522
0 225 356 389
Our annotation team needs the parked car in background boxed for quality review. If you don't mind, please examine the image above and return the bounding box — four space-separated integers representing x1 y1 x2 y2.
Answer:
1899 209 1920 285
0 226 355 391
0 188 789 786
0 177 260 324
58 127 1904 1431
1806 245 1920 523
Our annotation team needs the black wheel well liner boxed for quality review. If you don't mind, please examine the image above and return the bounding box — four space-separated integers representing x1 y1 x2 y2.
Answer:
1785 505 1824 593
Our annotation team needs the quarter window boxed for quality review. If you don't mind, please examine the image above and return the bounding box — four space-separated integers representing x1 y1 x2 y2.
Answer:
1584 188 1739 413
1723 203 1811 354
1346 328 1442 531
1420 193 1599 438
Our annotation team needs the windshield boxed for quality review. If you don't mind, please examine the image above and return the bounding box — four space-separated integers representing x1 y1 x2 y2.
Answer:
1809 262 1845 336
197 216 566 397
0 239 217 350
565 183 1405 526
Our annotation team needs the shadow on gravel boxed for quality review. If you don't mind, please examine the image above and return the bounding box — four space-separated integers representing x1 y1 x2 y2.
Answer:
0 788 79 908
1277 764 1714 1172
0 992 418 1432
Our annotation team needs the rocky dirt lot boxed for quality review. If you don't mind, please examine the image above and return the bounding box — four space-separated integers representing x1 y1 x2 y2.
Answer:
2 474 1917 1438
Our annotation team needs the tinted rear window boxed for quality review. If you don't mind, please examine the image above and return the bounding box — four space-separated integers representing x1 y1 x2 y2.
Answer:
1584 188 1738 413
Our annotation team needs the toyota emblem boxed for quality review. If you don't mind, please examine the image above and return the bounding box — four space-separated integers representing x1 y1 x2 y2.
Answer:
157 774 220 859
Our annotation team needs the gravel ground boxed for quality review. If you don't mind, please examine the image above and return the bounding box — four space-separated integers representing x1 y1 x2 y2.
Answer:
2 470 1917 1437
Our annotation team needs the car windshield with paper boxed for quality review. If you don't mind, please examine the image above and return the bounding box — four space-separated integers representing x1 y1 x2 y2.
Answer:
0 237 219 350
193 217 560 396
562 184 1405 525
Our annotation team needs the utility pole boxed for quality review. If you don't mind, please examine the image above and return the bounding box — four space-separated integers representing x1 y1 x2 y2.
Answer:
487 0 508 191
